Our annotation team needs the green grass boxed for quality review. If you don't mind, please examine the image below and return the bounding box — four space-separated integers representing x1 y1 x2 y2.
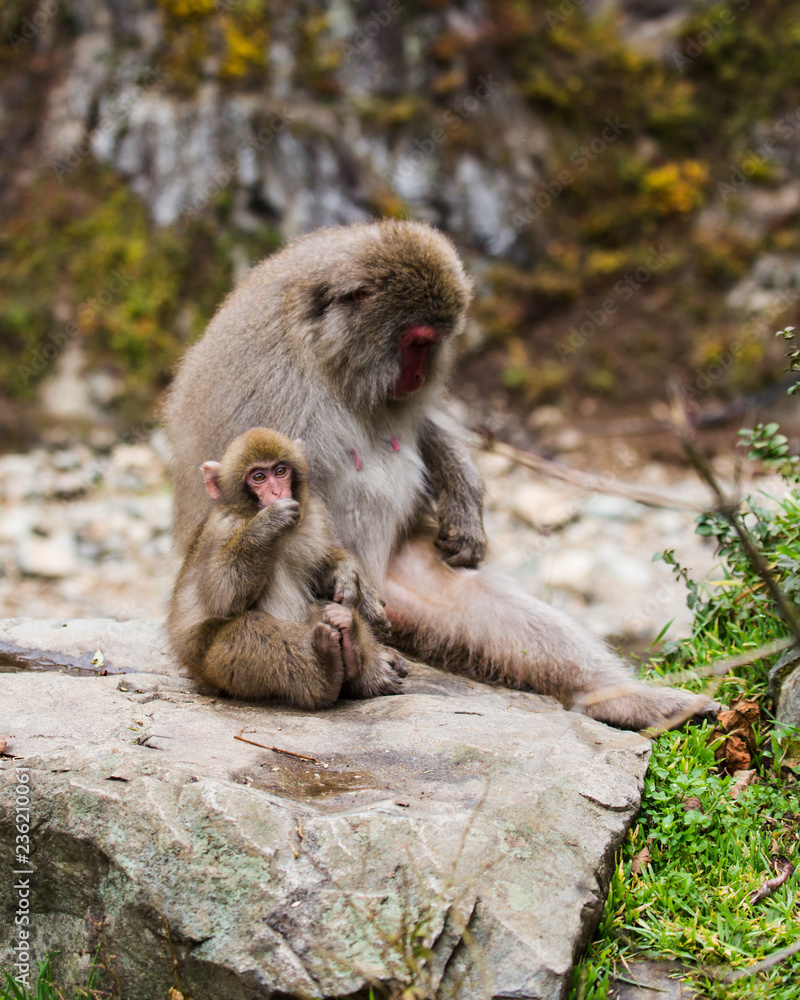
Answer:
1 951 103 1000
572 411 800 998
574 719 800 999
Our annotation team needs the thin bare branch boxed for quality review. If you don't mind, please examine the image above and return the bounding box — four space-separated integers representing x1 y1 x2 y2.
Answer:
724 936 800 982
469 434 703 513
668 382 800 644
234 728 320 762
572 684 714 739
666 637 796 685
638 694 719 739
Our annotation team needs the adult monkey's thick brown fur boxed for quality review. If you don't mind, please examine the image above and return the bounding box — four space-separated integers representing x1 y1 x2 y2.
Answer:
167 428 406 708
165 220 715 729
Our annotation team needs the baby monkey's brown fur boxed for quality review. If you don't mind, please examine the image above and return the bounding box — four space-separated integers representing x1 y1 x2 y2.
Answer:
167 428 407 709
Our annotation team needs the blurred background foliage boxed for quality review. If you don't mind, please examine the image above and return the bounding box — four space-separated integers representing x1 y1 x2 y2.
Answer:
0 0 798 439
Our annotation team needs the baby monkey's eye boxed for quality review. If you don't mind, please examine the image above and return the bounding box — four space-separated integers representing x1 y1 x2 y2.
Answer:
251 471 267 482
275 465 289 477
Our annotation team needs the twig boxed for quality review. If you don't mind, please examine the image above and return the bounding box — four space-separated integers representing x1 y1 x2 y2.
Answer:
668 382 800 644
468 433 703 512
574 639 793 737
162 917 184 998
612 973 669 992
580 416 673 437
724 936 800 982
666 637 796 685
572 682 642 709
234 728 320 762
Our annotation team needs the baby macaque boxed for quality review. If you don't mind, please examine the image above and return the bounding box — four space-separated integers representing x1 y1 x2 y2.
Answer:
167 428 406 709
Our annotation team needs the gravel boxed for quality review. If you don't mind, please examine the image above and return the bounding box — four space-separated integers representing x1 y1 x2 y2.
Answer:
0 432 759 646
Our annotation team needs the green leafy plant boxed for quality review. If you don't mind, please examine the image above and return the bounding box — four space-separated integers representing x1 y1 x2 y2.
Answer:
777 326 800 392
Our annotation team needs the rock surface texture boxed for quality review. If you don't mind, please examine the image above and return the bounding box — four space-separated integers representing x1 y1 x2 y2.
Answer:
777 666 800 727
1 618 651 1000
39 0 537 259
772 646 800 728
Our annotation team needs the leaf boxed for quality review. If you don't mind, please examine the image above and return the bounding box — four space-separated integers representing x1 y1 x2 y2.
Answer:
91 649 105 667
652 617 676 646
748 855 795 905
717 699 760 730
725 734 752 772
631 845 652 876
714 700 760 776
730 769 757 799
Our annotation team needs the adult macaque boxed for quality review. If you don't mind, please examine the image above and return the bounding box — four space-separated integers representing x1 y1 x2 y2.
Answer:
165 220 715 730
167 428 407 708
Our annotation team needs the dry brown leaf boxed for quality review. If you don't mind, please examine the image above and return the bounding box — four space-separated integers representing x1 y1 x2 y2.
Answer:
714 699 760 775
717 699 760 731
730 768 758 799
682 796 704 813
725 733 752 772
167 990 184 1000
631 845 652 876
0 738 7 755
748 856 795 905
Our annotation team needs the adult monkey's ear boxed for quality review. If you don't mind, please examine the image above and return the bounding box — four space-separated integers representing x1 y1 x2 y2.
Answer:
201 461 224 501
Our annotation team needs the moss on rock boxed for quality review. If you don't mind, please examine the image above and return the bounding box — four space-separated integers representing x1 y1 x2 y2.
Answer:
0 163 279 425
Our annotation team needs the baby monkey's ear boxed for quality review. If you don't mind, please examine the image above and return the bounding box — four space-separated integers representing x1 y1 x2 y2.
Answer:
200 461 223 501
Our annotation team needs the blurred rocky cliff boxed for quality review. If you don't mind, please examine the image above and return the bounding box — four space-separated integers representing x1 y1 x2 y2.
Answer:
1 0 800 442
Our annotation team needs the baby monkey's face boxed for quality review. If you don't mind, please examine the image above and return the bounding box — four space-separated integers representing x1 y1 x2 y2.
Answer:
246 462 293 507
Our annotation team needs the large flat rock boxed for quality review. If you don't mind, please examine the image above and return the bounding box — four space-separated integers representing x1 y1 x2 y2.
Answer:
1 619 650 1000
0 616 173 674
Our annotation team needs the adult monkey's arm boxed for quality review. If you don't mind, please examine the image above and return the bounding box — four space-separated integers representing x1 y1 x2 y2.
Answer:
418 417 487 568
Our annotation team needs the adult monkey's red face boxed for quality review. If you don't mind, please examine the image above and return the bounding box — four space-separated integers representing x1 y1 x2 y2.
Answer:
304 221 472 411
393 326 440 398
